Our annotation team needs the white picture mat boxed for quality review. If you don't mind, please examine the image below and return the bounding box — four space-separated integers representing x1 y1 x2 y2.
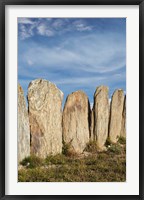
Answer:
5 5 139 195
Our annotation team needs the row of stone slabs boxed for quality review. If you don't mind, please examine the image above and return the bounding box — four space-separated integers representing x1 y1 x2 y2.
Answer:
18 79 126 163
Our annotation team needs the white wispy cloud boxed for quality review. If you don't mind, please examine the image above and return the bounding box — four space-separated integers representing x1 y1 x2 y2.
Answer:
52 19 65 28
37 23 54 36
76 24 92 31
18 19 37 40
55 76 107 85
73 20 92 31
18 18 35 24
18 18 93 40
20 32 125 75
19 24 33 40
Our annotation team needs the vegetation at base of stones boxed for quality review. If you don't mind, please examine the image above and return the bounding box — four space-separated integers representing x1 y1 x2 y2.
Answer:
45 154 67 165
85 136 126 154
105 136 126 154
108 144 123 154
20 155 44 169
18 139 126 182
118 136 126 145
84 140 99 153
62 142 70 156
105 138 111 146
105 136 126 145
62 141 79 157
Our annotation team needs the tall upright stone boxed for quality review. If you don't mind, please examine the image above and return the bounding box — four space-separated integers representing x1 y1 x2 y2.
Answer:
18 83 30 163
120 95 126 138
28 79 63 158
93 86 109 150
62 91 90 154
109 89 124 143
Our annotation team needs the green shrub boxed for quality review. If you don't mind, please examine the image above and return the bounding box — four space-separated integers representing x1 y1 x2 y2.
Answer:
45 154 66 165
105 138 111 147
62 142 71 155
118 136 126 145
108 144 122 154
84 140 98 153
20 155 43 168
62 141 77 157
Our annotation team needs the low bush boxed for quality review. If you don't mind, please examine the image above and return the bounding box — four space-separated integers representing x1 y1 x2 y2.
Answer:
84 140 98 153
62 141 78 157
118 136 126 145
20 155 43 169
108 143 122 154
45 154 66 165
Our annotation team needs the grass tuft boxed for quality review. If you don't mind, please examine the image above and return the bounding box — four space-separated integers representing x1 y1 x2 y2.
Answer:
108 143 122 154
45 154 66 165
118 136 126 145
62 141 78 157
105 138 111 147
84 140 98 153
20 155 44 169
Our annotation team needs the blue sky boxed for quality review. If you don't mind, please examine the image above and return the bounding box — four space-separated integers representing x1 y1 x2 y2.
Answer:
18 18 126 107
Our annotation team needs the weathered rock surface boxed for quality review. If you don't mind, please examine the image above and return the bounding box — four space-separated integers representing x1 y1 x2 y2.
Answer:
93 86 109 150
18 83 30 163
28 79 63 158
120 95 126 138
109 89 124 143
62 91 90 154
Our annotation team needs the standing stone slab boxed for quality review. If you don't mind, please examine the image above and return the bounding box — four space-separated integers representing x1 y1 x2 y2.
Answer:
62 91 90 154
93 86 109 150
28 79 63 158
18 83 30 163
120 95 126 138
109 89 124 143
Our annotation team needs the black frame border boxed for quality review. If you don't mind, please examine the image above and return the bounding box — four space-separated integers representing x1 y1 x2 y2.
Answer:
0 1 143 199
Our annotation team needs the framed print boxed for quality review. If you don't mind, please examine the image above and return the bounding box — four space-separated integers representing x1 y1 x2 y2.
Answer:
0 0 143 199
